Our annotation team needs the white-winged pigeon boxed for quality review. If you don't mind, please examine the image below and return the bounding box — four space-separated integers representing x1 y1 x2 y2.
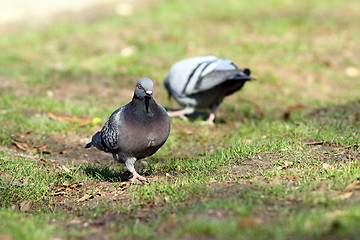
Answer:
164 56 254 124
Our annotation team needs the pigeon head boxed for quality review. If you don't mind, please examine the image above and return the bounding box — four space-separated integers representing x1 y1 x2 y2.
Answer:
134 78 154 99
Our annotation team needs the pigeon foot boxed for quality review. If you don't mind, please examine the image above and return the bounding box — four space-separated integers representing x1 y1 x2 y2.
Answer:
200 112 215 125
200 120 215 126
167 111 189 121
129 171 148 183
167 107 195 121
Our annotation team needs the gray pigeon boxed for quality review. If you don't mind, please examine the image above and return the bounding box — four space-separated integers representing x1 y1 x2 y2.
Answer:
164 56 254 124
85 78 170 182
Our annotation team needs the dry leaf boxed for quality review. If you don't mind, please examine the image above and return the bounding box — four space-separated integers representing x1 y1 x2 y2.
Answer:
237 216 262 228
12 139 31 152
305 141 324 146
48 112 92 126
283 103 306 120
338 192 353 200
34 144 52 154
323 163 335 172
19 200 33 212
55 182 82 191
50 191 67 196
344 182 360 192
279 161 293 170
77 194 94 202
59 165 71 173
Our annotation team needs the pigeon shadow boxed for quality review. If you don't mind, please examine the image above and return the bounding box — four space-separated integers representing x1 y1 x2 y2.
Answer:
82 165 130 182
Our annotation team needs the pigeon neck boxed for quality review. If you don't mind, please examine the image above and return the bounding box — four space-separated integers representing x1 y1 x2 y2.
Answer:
132 94 156 115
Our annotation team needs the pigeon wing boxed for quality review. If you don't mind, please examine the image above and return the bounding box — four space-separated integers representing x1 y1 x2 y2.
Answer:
187 58 245 94
98 107 124 152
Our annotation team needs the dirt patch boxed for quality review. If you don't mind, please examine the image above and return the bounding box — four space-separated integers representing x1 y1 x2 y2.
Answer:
0 78 134 106
306 143 360 164
49 80 134 106
309 100 360 125
50 180 130 213
229 153 279 178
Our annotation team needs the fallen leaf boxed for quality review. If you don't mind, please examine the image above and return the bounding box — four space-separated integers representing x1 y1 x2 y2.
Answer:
69 182 82 189
237 216 262 228
305 141 324 146
55 182 82 191
283 103 306 120
59 165 71 173
48 112 92 126
279 161 293 170
19 200 33 212
50 191 67 196
34 144 52 154
338 192 353 200
323 163 335 172
77 194 94 202
344 182 360 192
340 144 358 150
12 139 31 152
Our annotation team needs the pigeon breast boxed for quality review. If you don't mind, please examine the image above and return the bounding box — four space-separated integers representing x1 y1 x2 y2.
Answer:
115 97 170 160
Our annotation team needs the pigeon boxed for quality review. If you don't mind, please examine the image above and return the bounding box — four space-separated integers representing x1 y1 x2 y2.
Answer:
85 78 171 182
164 56 254 124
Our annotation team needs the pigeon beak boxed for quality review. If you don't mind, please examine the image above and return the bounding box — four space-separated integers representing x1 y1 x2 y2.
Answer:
146 90 153 96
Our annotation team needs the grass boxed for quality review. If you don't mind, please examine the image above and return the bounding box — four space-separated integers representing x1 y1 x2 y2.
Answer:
0 0 359 239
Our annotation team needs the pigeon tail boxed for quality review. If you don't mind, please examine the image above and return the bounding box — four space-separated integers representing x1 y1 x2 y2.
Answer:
85 131 104 151
228 69 255 81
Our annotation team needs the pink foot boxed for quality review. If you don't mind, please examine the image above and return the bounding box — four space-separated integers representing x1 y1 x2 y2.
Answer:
129 171 148 183
167 111 189 121
201 112 215 125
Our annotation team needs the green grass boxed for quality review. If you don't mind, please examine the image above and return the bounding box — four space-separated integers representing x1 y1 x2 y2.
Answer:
0 0 359 239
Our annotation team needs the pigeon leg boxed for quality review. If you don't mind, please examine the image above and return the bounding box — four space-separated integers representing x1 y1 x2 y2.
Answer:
167 107 194 121
201 107 217 125
125 157 147 182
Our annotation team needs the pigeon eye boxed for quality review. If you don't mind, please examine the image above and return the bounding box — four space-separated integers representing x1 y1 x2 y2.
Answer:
138 84 143 89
